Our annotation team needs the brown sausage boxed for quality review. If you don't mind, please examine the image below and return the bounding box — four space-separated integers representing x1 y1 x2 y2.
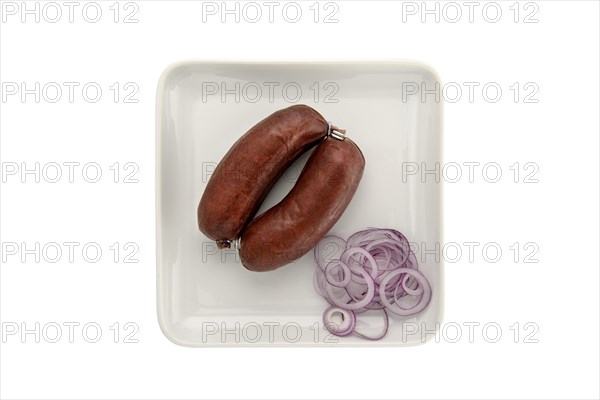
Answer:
239 136 365 271
198 105 328 247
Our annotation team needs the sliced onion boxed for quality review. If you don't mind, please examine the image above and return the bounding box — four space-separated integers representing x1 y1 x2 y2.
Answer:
364 300 386 311
354 309 389 341
313 268 326 297
325 260 351 288
326 267 375 310
341 247 379 280
313 228 433 340
323 306 356 336
401 274 424 296
379 268 432 316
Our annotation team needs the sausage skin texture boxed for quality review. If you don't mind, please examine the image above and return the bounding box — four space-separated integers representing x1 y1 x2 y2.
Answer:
239 137 365 272
198 105 328 246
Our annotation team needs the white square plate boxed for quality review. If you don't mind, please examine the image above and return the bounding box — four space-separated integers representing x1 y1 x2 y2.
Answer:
156 60 443 346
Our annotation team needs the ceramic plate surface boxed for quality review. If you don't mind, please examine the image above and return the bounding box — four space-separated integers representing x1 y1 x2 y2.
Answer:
156 60 443 346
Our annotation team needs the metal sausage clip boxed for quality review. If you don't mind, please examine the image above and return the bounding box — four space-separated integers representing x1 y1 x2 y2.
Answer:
216 238 241 251
327 122 347 141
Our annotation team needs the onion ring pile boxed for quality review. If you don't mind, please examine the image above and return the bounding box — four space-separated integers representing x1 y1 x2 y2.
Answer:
314 228 432 340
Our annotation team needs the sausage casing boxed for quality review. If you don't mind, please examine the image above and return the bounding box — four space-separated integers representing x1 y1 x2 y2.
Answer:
198 105 328 247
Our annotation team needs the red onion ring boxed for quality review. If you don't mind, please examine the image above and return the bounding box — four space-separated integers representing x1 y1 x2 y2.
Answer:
326 267 375 310
354 309 389 341
325 260 351 288
379 268 432 316
313 268 326 298
323 306 356 336
342 247 379 279
313 228 433 340
401 274 424 296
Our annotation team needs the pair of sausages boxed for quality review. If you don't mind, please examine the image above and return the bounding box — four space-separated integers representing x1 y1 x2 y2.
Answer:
198 105 365 272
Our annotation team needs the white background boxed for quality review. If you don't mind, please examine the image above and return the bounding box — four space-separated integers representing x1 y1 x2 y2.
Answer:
1 1 598 399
